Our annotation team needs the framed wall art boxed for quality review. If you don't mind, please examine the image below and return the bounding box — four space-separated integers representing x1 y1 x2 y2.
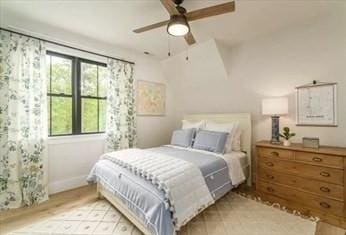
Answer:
296 82 337 126
137 80 165 116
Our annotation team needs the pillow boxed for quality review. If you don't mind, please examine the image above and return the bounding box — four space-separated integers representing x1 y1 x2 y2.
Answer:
182 120 205 130
204 121 235 153
204 121 242 152
170 128 195 147
204 121 235 133
192 130 228 153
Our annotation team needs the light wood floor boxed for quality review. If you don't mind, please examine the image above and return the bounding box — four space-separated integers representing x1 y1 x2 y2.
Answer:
0 185 98 234
0 185 345 235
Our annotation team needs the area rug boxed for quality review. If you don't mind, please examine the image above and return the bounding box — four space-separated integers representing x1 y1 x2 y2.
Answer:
7 192 317 235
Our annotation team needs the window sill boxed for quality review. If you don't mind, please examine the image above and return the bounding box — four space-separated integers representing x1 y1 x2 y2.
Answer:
48 133 106 145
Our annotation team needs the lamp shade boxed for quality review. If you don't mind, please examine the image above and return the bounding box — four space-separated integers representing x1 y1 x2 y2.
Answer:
262 97 288 116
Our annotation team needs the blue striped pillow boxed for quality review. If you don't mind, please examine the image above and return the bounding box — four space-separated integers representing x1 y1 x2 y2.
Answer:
192 130 228 153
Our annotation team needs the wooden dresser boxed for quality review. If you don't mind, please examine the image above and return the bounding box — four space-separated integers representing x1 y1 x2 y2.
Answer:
256 140 346 228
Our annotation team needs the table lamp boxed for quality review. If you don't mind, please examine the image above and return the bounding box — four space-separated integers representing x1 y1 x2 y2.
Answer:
262 97 288 144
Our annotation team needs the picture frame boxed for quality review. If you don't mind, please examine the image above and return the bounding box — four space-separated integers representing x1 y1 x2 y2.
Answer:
137 80 166 116
302 137 320 149
296 82 337 126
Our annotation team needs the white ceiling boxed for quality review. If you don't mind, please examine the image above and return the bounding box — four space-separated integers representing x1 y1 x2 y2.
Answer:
0 0 343 59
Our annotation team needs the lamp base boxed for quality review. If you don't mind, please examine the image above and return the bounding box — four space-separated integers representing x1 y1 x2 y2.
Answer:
270 116 280 144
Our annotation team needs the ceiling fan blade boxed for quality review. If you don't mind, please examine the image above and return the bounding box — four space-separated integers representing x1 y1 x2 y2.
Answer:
133 20 169 33
160 0 179 15
184 31 196 45
186 1 235 22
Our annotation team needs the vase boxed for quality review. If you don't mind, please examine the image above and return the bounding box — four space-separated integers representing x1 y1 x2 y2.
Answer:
283 140 291 146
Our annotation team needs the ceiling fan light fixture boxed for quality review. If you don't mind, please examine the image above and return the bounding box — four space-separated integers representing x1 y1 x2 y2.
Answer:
167 15 189 37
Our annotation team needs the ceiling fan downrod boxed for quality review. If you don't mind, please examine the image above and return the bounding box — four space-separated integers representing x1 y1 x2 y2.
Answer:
173 0 184 6
174 0 186 14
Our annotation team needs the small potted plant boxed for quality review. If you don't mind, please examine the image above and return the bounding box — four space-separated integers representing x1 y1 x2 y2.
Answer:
279 127 296 146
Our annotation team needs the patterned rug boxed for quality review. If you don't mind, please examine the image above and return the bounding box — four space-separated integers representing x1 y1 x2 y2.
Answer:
7 193 317 235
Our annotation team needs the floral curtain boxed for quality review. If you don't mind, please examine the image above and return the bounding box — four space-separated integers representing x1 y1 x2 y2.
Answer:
0 30 48 210
105 59 136 152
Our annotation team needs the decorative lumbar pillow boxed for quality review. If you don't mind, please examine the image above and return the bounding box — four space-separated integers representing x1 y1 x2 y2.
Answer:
182 120 205 130
170 128 196 147
204 121 236 153
192 130 228 153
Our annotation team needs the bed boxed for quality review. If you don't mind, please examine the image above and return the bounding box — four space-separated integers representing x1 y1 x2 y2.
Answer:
88 113 252 235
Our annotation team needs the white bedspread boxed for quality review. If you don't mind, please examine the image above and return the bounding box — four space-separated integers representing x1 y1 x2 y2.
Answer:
101 148 214 228
165 145 247 186
223 151 247 186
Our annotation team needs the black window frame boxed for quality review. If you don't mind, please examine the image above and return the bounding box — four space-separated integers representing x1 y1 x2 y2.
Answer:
47 51 107 137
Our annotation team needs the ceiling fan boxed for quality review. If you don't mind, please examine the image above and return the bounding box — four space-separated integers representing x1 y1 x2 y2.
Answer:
133 0 235 45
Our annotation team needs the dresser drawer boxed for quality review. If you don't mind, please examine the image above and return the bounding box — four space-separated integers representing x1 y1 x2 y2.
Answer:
258 180 295 198
301 193 345 217
258 157 344 185
258 147 294 160
258 168 344 201
258 157 295 174
295 151 343 168
258 181 344 217
295 163 344 185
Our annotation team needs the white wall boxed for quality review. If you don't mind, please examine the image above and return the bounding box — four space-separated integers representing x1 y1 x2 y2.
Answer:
47 135 105 194
162 9 346 180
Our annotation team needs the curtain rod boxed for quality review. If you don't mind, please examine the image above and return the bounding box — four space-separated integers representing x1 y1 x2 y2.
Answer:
0 27 135 65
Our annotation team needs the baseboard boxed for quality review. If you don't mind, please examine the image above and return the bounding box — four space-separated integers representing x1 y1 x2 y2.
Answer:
48 175 88 195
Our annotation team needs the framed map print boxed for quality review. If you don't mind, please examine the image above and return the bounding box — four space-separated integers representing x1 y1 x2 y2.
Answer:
296 82 337 126
137 80 165 116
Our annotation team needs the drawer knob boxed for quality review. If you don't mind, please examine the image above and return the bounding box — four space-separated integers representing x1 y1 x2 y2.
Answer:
319 202 331 209
266 162 274 167
266 174 274 180
266 187 274 192
312 157 322 162
320 172 330 177
271 151 279 157
320 187 330 193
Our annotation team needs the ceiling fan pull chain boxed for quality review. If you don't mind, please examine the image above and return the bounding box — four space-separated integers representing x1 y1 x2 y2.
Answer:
186 44 189 61
168 35 171 57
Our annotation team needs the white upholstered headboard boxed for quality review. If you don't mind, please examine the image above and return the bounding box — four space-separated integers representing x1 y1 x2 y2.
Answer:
183 113 252 186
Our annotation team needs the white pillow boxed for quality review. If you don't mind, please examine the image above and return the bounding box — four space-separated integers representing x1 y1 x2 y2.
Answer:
204 121 234 133
231 122 241 152
182 120 205 130
204 121 235 153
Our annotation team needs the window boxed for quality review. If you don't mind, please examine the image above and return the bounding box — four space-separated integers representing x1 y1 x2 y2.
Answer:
46 53 73 136
46 51 107 136
80 60 107 133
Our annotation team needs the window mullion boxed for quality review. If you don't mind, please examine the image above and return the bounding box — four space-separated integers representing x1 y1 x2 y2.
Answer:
49 55 52 136
73 57 81 135
97 66 100 132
